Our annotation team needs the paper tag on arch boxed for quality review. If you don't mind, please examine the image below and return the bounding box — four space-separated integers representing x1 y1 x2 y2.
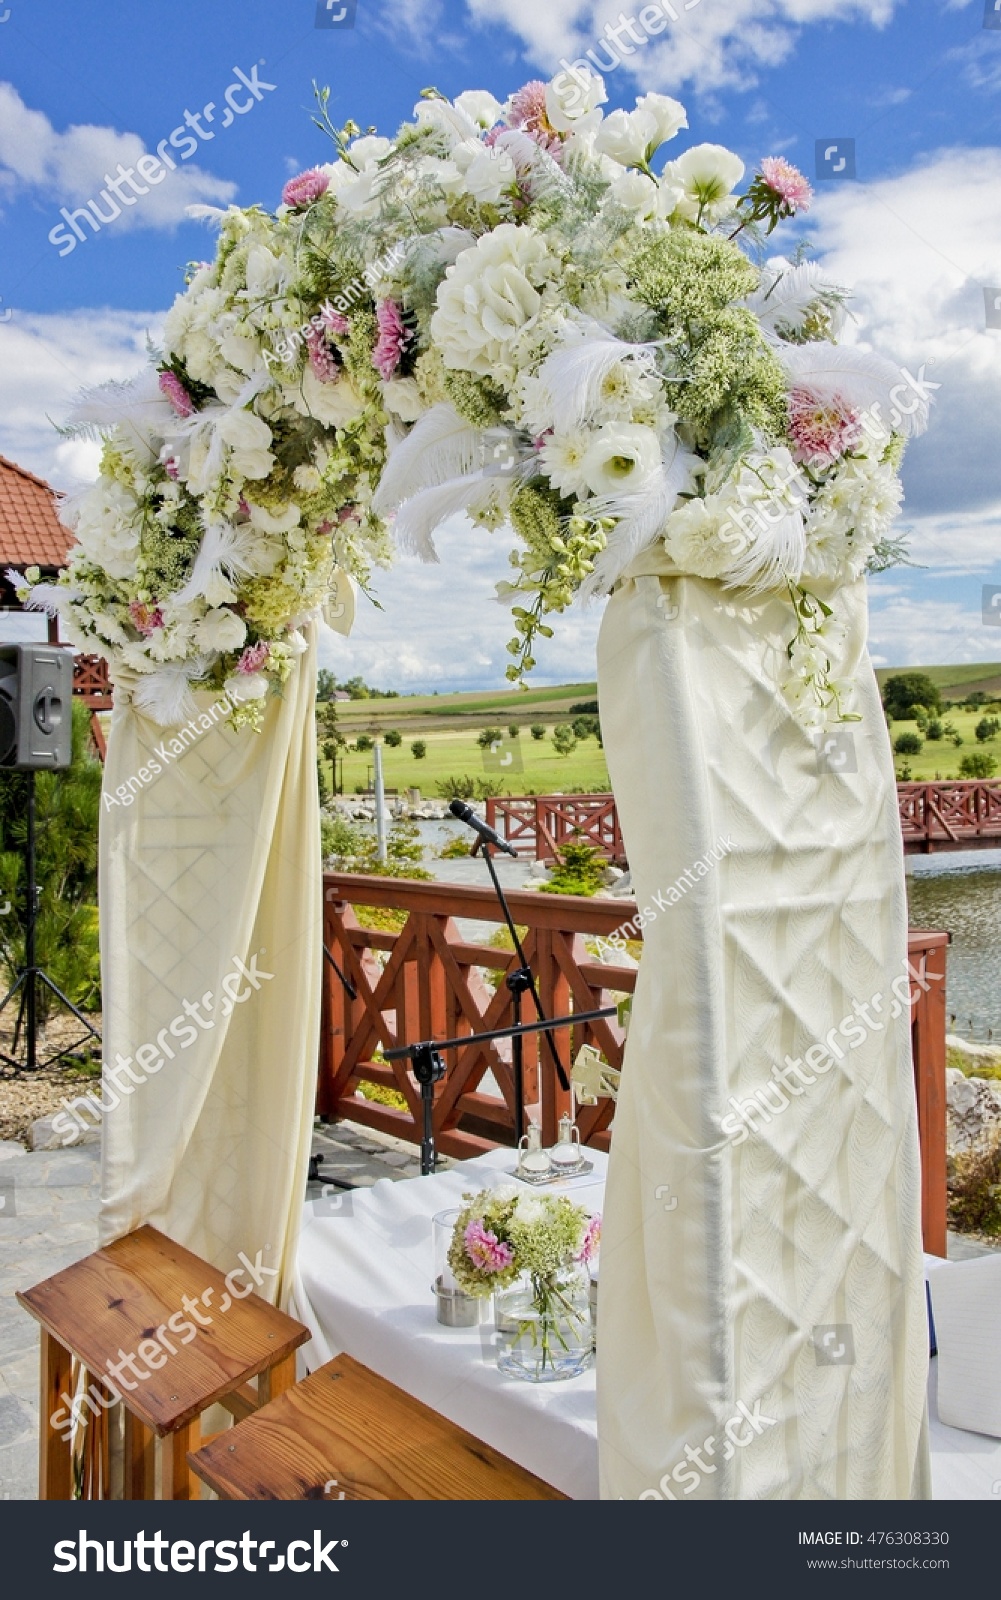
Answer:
323 568 356 636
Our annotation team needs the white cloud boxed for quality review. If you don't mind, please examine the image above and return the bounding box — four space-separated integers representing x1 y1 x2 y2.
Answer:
868 588 1001 670
0 81 236 234
464 0 900 95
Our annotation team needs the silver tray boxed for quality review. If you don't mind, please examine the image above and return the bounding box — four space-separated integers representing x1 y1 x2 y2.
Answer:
507 1157 594 1187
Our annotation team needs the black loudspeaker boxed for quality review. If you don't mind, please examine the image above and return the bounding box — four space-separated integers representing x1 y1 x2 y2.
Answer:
0 644 73 770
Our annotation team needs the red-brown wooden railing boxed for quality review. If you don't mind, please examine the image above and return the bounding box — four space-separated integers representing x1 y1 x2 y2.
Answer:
489 785 1001 859
320 873 949 1254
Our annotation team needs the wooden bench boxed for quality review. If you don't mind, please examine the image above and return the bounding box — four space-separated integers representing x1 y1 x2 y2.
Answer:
17 1224 309 1500
188 1353 568 1501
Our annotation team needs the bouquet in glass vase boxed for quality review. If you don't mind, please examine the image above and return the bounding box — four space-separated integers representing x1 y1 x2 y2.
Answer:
449 1186 601 1382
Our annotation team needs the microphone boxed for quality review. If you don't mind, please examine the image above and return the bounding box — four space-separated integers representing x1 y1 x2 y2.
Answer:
448 799 518 857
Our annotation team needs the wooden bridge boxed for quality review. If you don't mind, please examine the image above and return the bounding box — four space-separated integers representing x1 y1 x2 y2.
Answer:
487 784 1001 861
319 873 949 1256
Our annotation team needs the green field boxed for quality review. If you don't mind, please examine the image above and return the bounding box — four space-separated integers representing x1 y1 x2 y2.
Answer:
874 662 1001 702
888 707 1001 782
322 724 610 798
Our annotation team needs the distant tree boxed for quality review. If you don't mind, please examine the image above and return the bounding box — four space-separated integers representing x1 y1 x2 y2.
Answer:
316 668 337 701
894 732 923 756
572 714 600 740
384 729 403 748
477 727 504 749
530 724 546 741
965 691 989 708
316 756 330 805
354 733 374 752
552 723 577 757
569 700 599 714
343 675 370 700
411 740 427 760
882 674 942 719
975 717 1000 743
925 719 943 741
508 724 520 739
960 751 998 779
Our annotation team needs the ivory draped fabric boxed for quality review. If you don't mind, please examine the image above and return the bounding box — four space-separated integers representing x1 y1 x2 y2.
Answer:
595 554 931 1501
97 624 322 1307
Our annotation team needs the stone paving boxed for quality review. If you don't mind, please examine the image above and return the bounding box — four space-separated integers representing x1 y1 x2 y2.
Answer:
0 1117 443 1501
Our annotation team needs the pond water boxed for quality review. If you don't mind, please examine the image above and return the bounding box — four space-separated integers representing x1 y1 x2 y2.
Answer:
907 860 1001 1042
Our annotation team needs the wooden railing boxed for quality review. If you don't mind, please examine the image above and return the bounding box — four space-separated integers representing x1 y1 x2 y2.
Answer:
320 874 949 1254
489 785 1001 859
485 796 626 864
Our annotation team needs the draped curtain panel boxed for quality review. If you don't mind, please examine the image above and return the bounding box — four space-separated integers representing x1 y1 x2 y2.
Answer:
97 625 322 1307
595 555 931 1501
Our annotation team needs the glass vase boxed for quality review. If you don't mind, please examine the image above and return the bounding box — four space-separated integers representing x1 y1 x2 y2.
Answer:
494 1266 594 1383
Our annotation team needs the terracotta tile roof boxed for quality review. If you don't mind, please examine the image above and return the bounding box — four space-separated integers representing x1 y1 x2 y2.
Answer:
0 454 72 572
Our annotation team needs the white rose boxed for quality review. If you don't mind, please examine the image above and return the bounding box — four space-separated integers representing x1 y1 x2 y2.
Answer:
635 93 688 149
595 108 659 169
609 168 668 220
218 328 262 375
380 377 425 422
244 244 287 300
663 498 734 579
413 98 480 147
458 144 517 205
247 502 302 534
667 143 745 221
348 134 393 170
430 223 550 379
453 90 504 129
225 672 269 703
298 368 367 427
581 422 663 497
545 66 607 133
194 607 247 652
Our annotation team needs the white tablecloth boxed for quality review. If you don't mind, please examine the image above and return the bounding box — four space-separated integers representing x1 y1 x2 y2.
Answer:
292 1148 1000 1501
291 1149 605 1500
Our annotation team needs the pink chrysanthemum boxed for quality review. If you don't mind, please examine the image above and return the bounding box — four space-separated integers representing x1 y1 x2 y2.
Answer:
463 1219 514 1273
575 1214 602 1265
787 387 863 469
508 80 550 133
129 600 164 636
759 157 812 215
282 168 330 209
306 325 340 383
373 298 413 382
320 304 350 336
237 641 271 675
159 370 194 418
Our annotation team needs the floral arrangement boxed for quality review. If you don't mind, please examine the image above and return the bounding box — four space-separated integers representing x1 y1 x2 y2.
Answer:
448 1184 600 1297
18 68 929 730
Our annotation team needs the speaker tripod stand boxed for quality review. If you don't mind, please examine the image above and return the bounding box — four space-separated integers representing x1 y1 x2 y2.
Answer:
0 770 102 1072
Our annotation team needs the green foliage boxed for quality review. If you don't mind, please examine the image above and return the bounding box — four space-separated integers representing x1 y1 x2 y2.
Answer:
439 834 472 859
410 740 427 760
552 723 577 758
316 668 337 701
974 717 1000 743
882 673 943 718
355 1080 409 1113
321 814 431 880
354 733 374 752
925 719 943 741
507 724 519 739
317 698 346 764
894 732 923 756
571 714 600 741
569 701 598 715
545 839 605 898
434 774 502 800
948 1133 1001 1237
477 727 504 750
530 724 546 741
316 755 330 805
384 729 403 748
0 702 102 1020
960 751 998 779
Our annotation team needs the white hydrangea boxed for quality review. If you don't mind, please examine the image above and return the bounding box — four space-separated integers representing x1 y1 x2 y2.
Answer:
430 224 552 383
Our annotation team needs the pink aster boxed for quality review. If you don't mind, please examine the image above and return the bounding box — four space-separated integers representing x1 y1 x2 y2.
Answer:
319 303 350 336
373 298 413 382
759 157 812 216
237 641 271 674
159 370 195 418
463 1219 514 1274
575 1213 602 1265
282 168 330 209
129 600 164 636
306 325 341 383
787 387 863 469
508 80 550 133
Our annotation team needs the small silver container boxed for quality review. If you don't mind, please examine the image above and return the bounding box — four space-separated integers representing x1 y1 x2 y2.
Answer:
433 1275 482 1327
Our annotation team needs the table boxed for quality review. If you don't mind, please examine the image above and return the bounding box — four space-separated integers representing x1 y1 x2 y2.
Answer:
292 1149 605 1501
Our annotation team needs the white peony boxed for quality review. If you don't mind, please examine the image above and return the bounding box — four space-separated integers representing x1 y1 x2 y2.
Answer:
348 134 393 170
545 66 607 133
609 169 669 221
635 93 688 149
663 498 735 579
595 97 687 170
441 139 517 205
298 368 367 428
73 481 142 580
453 90 504 129
194 607 247 652
581 422 663 497
667 143 745 222
430 224 550 380
380 376 425 422
225 672 268 703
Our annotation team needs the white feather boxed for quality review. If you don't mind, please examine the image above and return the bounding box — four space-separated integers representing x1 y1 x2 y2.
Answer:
779 342 931 437
721 507 805 594
535 327 663 434
185 204 229 227
15 581 69 616
171 522 276 607
65 367 176 457
580 438 699 598
745 259 846 340
130 660 209 728
372 405 483 516
392 471 517 561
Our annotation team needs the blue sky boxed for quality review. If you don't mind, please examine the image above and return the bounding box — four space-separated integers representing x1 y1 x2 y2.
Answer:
2 0 1000 688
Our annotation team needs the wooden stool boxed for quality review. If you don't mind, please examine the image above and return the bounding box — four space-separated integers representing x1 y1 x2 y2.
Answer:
188 1353 568 1501
17 1224 309 1501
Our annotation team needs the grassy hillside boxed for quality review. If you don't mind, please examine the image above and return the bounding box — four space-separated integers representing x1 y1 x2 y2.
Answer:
324 724 610 797
874 662 1001 702
331 681 598 736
